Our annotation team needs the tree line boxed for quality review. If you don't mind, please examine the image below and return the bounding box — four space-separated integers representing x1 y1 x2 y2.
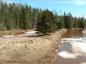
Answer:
0 3 86 34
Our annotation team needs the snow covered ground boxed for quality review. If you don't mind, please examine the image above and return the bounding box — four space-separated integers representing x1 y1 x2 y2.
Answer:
58 38 86 59
57 38 86 64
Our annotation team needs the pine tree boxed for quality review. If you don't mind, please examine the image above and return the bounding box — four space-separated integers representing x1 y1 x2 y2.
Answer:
36 10 57 34
64 12 73 29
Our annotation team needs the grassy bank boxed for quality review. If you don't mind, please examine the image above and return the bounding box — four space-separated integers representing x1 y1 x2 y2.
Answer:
0 29 66 64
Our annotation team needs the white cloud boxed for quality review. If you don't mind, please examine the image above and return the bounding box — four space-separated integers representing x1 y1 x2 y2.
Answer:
73 0 86 5
5 0 20 4
4 0 86 6
57 0 86 6
0 0 6 2
58 1 72 4
6 0 13 3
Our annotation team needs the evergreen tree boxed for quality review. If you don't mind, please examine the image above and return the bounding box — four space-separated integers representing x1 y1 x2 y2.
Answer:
36 10 56 34
78 17 86 28
64 12 73 29
58 16 64 29
0 2 86 31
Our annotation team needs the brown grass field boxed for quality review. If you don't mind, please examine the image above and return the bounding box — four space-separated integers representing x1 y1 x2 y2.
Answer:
0 29 66 64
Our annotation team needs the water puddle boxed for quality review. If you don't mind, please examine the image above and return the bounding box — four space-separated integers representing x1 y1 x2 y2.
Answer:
57 29 86 64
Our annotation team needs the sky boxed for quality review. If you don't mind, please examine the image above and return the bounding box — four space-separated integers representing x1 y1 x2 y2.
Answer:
2 0 86 17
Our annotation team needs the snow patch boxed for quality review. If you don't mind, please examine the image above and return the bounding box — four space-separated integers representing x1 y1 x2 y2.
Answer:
80 62 86 64
58 38 86 59
71 41 86 55
58 51 77 59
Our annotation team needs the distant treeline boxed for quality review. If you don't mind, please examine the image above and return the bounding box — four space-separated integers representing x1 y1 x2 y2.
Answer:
0 3 86 31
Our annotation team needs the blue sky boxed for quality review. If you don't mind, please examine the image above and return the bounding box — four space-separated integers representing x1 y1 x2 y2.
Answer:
5 0 86 17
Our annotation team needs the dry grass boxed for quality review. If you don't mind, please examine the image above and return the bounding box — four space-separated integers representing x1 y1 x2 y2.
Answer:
0 38 56 64
0 30 25 35
0 29 66 64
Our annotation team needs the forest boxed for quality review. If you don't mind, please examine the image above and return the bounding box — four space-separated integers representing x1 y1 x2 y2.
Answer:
0 3 86 33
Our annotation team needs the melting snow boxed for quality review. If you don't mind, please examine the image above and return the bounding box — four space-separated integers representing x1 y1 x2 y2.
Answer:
58 51 77 59
58 38 86 59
